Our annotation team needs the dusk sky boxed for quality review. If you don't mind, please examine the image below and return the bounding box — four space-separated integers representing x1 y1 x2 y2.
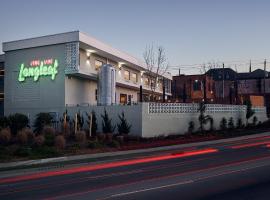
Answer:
1 0 269 74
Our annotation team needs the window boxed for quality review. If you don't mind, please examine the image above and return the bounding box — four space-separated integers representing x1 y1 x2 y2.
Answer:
193 80 201 91
131 73 137 83
120 94 127 104
95 60 103 70
144 77 149 86
95 89 98 101
124 70 130 80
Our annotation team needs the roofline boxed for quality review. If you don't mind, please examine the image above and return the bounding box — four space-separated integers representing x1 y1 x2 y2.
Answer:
2 31 172 80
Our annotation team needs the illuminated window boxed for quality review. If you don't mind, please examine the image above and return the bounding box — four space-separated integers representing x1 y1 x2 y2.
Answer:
95 60 103 70
131 73 137 83
144 77 149 86
124 70 130 80
193 80 201 91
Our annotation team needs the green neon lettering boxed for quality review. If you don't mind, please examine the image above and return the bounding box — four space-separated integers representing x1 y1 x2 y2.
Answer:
18 59 59 82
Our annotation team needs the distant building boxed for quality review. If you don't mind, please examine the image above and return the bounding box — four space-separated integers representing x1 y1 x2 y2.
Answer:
0 54 4 116
172 74 215 103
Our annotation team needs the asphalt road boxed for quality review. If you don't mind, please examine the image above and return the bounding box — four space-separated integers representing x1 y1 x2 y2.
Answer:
1 135 270 200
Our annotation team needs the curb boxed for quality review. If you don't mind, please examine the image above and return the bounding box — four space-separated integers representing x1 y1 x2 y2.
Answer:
1 131 270 170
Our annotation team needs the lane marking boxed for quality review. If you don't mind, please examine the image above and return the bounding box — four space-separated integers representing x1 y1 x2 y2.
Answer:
44 154 270 200
106 161 270 199
110 180 194 198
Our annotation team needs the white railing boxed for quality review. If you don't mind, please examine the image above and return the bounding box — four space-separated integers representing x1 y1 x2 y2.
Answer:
148 103 248 114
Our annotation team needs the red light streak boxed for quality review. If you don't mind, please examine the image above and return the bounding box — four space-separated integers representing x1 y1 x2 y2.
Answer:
0 148 218 184
230 141 270 149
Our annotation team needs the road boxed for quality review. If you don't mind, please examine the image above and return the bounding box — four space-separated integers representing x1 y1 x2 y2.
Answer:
1 135 270 199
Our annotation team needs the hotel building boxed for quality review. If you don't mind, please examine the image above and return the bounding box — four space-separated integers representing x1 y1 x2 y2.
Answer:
1 31 172 119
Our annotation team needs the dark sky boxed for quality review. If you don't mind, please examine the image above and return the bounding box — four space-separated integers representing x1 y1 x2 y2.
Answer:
1 0 270 74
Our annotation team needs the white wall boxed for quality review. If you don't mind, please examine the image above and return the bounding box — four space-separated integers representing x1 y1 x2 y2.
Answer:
66 103 268 138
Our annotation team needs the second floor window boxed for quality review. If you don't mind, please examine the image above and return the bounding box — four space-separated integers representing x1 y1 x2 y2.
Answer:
193 80 201 91
124 70 130 80
131 73 137 83
95 60 103 70
144 77 150 86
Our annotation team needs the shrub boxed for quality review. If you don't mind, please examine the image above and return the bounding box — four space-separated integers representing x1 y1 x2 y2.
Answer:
34 113 53 134
86 111 97 137
0 128 11 145
228 117 234 129
55 135 66 150
116 135 125 144
23 128 34 143
43 126 56 146
188 121 195 134
244 99 255 124
8 113 29 135
117 112 131 135
97 133 106 142
15 147 32 157
30 146 59 159
107 140 120 148
220 118 227 130
237 118 243 128
88 140 103 149
75 130 86 143
34 135 45 147
0 116 9 129
17 129 29 145
101 109 115 134
252 116 258 126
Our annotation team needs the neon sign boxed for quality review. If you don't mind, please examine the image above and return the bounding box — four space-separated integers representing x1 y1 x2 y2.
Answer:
18 58 58 82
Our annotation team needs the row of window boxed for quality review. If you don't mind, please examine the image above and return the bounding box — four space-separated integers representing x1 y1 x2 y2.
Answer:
93 59 166 89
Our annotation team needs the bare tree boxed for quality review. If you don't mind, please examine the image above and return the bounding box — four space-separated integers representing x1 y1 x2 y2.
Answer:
143 44 169 100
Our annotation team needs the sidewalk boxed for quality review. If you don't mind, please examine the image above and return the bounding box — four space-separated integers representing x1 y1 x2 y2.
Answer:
1 131 270 172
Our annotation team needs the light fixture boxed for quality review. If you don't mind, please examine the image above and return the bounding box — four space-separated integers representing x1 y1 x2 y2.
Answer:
118 62 125 70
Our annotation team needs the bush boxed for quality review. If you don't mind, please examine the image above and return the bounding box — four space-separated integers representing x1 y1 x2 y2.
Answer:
34 113 53 133
15 146 32 157
0 128 11 145
43 126 56 146
30 146 59 159
117 112 131 135
17 129 29 145
101 109 115 134
55 135 66 150
97 133 106 142
220 118 227 130
0 116 9 129
88 140 103 149
8 113 29 135
228 117 234 129
188 121 195 134
75 130 86 143
252 116 258 126
34 135 45 147
107 140 120 148
237 118 244 128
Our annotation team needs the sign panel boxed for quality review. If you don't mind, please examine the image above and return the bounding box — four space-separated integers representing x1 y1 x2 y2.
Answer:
18 58 58 82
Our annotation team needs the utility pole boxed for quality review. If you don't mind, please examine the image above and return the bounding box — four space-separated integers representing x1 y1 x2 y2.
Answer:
249 60 252 73
222 63 225 102
179 68 181 76
264 59 266 106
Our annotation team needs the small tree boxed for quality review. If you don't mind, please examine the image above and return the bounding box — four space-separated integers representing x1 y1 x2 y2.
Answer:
34 113 53 134
198 102 213 133
117 112 131 135
74 111 84 132
0 116 9 129
101 109 115 134
237 118 243 128
8 113 29 135
188 121 195 134
228 117 234 129
244 99 255 125
220 117 227 130
86 111 97 137
252 116 258 126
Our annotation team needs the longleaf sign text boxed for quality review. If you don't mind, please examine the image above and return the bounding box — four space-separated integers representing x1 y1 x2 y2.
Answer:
18 58 58 82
